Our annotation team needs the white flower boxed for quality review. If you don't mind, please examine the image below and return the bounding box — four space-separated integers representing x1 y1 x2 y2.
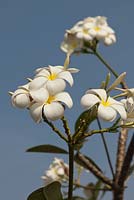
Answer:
29 65 77 95
41 157 69 185
11 83 31 108
81 89 127 121
29 88 73 122
61 31 83 54
104 33 116 46
121 97 134 123
61 16 116 54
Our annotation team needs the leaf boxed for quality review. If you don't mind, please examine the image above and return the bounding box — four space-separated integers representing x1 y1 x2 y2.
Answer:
27 187 46 200
74 153 102 173
107 72 126 92
104 73 111 89
26 144 68 154
89 180 103 200
74 103 99 133
43 181 63 200
27 182 63 200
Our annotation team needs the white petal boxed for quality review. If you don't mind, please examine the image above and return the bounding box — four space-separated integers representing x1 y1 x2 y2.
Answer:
46 79 66 95
89 29 97 37
98 104 117 121
86 89 107 101
96 29 107 39
67 68 80 73
58 71 73 86
110 104 127 120
43 102 64 120
81 94 100 109
29 103 43 123
12 88 28 97
30 87 49 103
29 77 47 90
12 94 30 108
35 68 50 77
49 65 63 74
57 167 64 175
56 65 79 73
55 92 73 108
18 83 30 90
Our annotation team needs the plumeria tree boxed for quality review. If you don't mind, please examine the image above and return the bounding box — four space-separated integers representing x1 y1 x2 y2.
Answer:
10 16 134 200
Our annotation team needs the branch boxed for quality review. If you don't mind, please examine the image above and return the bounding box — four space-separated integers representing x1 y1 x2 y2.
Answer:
76 152 113 187
118 133 134 186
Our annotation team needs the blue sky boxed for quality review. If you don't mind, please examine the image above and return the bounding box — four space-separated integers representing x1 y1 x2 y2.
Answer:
1 0 134 199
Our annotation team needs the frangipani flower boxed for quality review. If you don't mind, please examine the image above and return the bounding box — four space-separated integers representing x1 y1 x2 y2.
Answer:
11 83 31 108
121 97 134 123
61 16 116 54
29 65 78 95
60 31 83 54
29 87 73 122
41 157 69 185
81 89 127 122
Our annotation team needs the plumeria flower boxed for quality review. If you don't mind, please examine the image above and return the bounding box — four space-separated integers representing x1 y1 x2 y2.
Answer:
61 16 116 54
87 16 115 40
61 31 83 54
104 32 116 46
29 65 78 95
41 157 69 185
81 89 127 122
121 97 134 124
29 87 73 122
11 83 32 109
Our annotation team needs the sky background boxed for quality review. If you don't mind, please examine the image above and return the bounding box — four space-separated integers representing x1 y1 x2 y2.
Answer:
1 0 134 199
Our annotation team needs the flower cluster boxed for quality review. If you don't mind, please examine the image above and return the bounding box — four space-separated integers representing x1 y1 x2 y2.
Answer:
81 89 127 122
10 65 79 122
41 157 69 185
61 16 116 54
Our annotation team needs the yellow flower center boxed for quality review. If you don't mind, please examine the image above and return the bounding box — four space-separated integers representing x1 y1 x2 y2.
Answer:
101 99 111 107
48 73 57 80
46 96 55 104
83 28 89 35
94 26 101 32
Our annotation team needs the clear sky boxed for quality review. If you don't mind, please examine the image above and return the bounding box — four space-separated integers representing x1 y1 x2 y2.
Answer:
1 0 134 199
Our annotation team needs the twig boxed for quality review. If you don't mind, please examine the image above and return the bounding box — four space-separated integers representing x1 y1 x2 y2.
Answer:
118 133 134 186
97 118 115 178
76 152 113 187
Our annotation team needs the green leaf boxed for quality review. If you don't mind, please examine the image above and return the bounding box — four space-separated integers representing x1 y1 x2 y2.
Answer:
26 144 68 154
43 181 63 200
74 103 99 133
89 180 103 200
27 187 46 200
74 153 102 173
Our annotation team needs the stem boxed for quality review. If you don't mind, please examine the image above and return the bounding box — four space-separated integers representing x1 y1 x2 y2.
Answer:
114 128 128 185
97 118 114 178
94 50 127 89
76 152 113 187
68 144 74 200
61 116 72 141
73 182 112 191
42 115 68 143
94 50 118 78
118 133 134 186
